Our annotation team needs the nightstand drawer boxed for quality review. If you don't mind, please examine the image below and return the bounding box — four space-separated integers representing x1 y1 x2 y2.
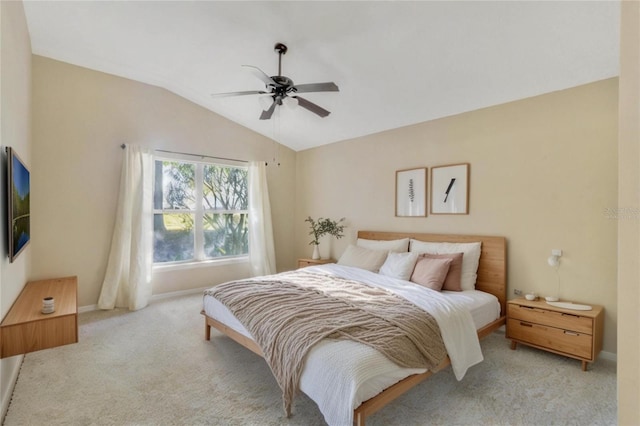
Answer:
507 318 592 359
508 303 592 334
297 258 334 268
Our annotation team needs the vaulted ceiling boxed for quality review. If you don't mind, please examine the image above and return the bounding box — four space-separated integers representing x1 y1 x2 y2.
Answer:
23 1 620 151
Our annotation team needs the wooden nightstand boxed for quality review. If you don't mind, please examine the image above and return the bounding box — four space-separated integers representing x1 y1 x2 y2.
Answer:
297 258 334 268
506 298 604 371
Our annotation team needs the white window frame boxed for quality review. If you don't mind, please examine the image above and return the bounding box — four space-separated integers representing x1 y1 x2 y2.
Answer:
152 153 249 269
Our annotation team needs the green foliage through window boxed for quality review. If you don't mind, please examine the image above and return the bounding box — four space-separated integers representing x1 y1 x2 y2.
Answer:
153 159 248 264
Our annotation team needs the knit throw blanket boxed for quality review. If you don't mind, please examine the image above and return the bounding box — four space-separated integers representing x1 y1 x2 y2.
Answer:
205 270 447 417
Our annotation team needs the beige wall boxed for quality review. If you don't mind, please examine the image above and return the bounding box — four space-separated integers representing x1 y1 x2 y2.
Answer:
0 0 32 416
296 79 618 355
617 1 640 423
30 56 296 307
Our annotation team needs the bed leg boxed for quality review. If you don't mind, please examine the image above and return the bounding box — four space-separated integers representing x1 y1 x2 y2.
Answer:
205 322 211 341
354 412 365 426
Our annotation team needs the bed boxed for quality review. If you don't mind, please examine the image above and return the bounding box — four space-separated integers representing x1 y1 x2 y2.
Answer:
202 231 507 425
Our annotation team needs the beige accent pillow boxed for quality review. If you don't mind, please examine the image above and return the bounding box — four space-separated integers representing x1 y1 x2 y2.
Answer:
356 238 410 253
419 253 464 291
337 245 388 272
410 257 453 291
410 240 482 291
379 252 419 281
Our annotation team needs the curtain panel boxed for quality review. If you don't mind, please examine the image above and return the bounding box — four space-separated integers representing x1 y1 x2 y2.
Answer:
248 161 276 276
98 144 154 311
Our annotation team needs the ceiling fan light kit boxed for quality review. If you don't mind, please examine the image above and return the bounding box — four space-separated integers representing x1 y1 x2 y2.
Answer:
212 43 339 120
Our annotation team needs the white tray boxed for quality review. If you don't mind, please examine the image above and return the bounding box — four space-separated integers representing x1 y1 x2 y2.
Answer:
546 301 592 311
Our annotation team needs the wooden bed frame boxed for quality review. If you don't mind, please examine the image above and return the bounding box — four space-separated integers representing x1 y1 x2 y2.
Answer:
203 231 507 426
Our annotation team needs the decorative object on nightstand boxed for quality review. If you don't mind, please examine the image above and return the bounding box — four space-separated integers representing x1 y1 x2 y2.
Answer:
543 249 592 310
545 249 562 302
297 258 335 268
506 298 604 371
305 216 346 260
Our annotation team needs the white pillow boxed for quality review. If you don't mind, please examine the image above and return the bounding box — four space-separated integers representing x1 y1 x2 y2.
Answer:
409 240 482 291
356 238 409 253
379 252 419 281
337 245 388 272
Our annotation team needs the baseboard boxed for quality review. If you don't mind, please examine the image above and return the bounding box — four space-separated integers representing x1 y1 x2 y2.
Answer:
78 286 209 313
149 286 210 302
78 304 97 313
599 350 617 363
1 355 24 423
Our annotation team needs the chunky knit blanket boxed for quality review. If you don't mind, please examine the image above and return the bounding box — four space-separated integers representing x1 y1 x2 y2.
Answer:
206 270 447 417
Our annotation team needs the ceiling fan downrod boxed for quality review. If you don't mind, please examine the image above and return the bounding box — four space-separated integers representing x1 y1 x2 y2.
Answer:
274 43 287 77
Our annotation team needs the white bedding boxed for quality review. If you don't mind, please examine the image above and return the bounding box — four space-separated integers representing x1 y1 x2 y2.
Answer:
203 264 500 426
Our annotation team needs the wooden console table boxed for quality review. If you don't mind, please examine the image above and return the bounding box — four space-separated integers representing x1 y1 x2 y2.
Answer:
0 276 78 358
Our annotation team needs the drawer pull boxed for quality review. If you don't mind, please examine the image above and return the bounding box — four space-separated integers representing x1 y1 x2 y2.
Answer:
520 322 533 327
564 331 580 336
562 313 579 318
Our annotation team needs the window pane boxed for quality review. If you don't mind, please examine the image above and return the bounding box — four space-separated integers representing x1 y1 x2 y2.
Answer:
203 165 248 211
154 160 196 210
203 213 248 258
154 213 194 263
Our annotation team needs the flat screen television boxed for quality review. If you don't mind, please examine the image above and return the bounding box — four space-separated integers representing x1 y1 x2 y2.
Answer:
7 147 30 263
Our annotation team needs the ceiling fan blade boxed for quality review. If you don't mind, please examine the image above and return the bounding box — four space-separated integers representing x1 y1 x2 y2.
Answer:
242 65 277 87
293 96 331 118
259 99 278 120
211 90 268 98
293 82 339 93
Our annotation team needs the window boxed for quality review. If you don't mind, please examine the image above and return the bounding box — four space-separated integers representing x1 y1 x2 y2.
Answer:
153 157 248 264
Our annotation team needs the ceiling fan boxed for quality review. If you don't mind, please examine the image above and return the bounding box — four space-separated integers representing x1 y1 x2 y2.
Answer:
211 43 339 120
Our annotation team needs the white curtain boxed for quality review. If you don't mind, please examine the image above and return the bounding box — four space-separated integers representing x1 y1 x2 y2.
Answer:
248 161 276 276
98 144 154 311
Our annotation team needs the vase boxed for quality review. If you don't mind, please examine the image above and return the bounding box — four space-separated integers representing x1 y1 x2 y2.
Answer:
312 244 320 260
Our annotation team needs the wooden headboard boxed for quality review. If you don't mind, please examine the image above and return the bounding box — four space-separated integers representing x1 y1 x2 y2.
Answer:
357 231 507 316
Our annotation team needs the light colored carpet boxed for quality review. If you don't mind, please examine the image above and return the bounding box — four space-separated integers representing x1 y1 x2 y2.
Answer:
4 293 616 425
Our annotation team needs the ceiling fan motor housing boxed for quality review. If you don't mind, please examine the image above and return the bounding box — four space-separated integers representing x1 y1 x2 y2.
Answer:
270 75 295 99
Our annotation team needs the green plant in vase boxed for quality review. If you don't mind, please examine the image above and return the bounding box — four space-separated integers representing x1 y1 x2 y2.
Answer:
305 216 346 260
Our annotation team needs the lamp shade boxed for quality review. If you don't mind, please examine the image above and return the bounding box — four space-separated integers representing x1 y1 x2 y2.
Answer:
282 96 299 109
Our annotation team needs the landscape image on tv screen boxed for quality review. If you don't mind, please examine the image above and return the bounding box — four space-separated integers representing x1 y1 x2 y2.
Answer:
8 147 30 262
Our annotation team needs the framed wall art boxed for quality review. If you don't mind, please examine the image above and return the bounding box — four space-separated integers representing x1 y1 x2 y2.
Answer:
395 167 427 217
430 163 469 214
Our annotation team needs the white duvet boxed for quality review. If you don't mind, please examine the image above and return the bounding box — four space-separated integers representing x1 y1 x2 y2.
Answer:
203 264 487 426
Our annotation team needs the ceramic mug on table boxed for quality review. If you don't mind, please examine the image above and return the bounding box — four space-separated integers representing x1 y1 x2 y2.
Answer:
42 296 55 314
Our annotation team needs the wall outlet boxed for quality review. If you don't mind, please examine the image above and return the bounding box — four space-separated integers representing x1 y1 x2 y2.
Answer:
552 249 563 257
514 289 522 296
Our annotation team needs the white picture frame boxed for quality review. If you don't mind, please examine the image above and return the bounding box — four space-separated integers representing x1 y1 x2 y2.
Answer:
430 163 469 214
395 167 427 217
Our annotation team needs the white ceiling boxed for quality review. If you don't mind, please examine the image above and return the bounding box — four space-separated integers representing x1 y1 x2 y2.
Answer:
23 1 620 152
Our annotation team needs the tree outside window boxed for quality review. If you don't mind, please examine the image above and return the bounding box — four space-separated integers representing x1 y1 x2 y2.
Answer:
153 158 248 264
